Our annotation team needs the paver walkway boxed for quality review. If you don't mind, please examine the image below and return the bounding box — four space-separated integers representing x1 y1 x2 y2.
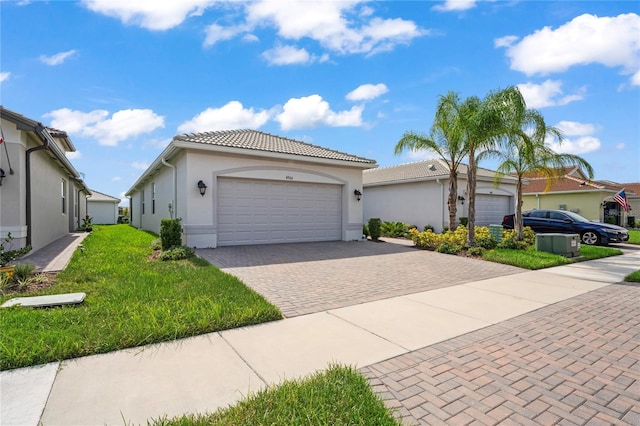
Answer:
361 282 640 425
198 241 523 317
13 232 88 272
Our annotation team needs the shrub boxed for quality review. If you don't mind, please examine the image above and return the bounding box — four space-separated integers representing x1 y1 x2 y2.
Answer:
628 216 636 228
0 272 12 295
459 217 468 226
467 246 485 256
423 224 434 232
362 224 369 238
78 215 93 232
150 238 162 251
412 229 440 250
12 263 36 282
160 218 183 250
498 230 529 250
158 245 195 261
0 233 32 267
604 216 617 225
381 221 409 238
368 218 382 241
436 242 462 254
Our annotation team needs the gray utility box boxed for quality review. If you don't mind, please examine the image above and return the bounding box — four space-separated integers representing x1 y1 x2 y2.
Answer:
489 224 503 243
535 233 580 258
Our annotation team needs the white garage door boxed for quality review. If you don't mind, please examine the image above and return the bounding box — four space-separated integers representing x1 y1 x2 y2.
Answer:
475 194 511 226
217 178 342 246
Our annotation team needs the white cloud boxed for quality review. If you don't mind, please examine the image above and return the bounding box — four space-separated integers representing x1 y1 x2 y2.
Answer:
81 0 215 31
261 44 329 66
112 176 122 181
66 151 82 160
494 35 518 48
432 0 477 12
517 80 586 109
499 13 640 84
39 50 77 66
0 71 10 84
177 101 271 133
547 120 601 155
45 108 165 146
632 70 640 86
204 23 248 47
132 161 149 170
275 94 363 131
346 83 388 101
555 121 597 137
616 143 626 150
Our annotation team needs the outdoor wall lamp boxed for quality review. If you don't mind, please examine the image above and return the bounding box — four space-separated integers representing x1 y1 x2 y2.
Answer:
197 180 207 197
457 195 465 205
354 189 362 202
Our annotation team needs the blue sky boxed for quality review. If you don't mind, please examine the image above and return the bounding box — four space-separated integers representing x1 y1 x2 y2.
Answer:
1 1 639 205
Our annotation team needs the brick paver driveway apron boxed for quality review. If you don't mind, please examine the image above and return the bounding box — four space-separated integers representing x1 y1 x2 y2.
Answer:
198 241 523 317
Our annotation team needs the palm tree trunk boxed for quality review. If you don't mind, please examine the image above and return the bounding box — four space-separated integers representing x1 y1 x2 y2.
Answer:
447 170 458 230
515 178 524 240
467 154 477 246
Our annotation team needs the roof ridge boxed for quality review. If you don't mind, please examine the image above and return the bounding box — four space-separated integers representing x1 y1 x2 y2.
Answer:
364 159 439 172
89 189 120 199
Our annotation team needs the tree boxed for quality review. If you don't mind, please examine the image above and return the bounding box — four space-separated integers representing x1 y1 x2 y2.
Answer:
490 87 594 239
394 92 468 230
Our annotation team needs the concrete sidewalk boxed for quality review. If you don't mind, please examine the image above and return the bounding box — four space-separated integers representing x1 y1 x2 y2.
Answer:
2 251 639 425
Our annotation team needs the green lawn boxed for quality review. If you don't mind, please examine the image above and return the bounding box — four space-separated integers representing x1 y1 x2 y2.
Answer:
625 270 640 282
628 229 640 244
151 365 400 426
482 244 623 270
0 225 282 371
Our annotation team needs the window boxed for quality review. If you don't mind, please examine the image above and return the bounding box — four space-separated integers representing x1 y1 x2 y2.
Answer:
61 179 67 214
141 190 145 215
152 183 156 214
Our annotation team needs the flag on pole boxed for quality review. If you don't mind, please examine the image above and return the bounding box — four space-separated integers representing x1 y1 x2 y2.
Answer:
613 189 630 212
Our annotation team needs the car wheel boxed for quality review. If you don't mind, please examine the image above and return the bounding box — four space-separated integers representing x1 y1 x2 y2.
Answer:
581 231 600 245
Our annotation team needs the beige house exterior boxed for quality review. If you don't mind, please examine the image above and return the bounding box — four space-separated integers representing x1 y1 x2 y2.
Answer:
363 160 517 232
126 130 376 248
521 166 638 226
0 106 90 252
87 190 121 225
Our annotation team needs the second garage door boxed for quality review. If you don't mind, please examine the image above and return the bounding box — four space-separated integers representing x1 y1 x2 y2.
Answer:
475 194 511 226
217 178 342 246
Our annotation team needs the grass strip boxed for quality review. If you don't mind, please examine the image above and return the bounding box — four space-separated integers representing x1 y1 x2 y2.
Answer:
624 270 640 282
0 225 282 370
628 230 640 245
482 244 622 270
151 364 401 426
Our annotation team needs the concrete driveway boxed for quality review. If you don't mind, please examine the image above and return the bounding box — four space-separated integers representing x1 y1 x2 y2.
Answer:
197 241 524 317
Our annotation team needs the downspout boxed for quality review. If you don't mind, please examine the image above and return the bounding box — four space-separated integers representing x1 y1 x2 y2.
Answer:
436 178 444 232
25 126 50 247
161 157 177 219
536 193 540 209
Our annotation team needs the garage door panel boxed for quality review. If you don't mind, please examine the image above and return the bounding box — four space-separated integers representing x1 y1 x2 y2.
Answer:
475 195 511 226
217 178 342 246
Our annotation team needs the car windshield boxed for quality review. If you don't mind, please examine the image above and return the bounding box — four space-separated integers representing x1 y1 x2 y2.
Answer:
562 211 590 223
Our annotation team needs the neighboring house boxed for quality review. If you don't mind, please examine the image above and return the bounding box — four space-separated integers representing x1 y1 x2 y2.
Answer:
87 190 121 224
0 106 90 252
363 159 517 232
125 130 376 248
520 166 638 226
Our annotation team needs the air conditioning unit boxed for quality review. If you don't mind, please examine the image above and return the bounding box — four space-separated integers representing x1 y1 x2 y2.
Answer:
570 208 580 213
535 233 580 258
559 204 567 210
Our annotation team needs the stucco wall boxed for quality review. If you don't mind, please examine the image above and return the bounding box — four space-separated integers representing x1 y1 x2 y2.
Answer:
0 118 28 248
522 192 605 221
364 180 447 232
88 201 118 224
29 149 72 251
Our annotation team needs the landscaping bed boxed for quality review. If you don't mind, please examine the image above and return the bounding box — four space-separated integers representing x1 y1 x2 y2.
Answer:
0 225 282 371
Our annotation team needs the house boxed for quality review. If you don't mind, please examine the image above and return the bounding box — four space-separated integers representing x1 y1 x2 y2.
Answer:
363 159 517 232
125 130 376 248
0 106 90 252
520 166 638 226
87 190 121 225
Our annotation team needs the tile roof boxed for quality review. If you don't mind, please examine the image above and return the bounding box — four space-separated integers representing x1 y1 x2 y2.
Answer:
174 129 376 165
88 190 120 202
363 159 511 185
521 175 638 195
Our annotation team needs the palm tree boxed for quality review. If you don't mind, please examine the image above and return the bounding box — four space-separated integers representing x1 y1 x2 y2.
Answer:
490 87 594 239
394 91 468 230
442 92 505 246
